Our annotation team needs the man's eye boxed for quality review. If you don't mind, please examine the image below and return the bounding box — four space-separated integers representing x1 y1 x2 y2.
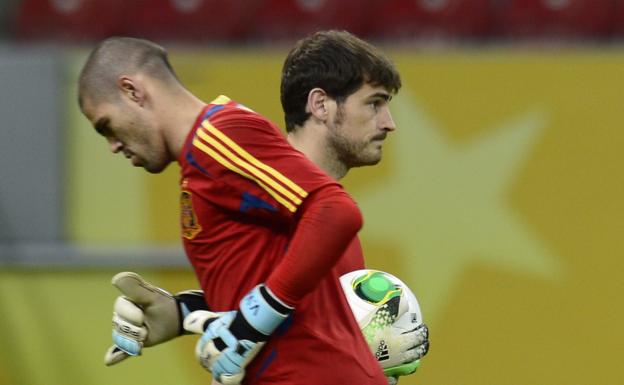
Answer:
94 118 112 136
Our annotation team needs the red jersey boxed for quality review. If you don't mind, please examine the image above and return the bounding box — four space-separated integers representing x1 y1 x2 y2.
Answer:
177 96 386 384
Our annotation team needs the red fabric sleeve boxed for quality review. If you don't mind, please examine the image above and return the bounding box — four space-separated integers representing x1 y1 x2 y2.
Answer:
265 184 363 306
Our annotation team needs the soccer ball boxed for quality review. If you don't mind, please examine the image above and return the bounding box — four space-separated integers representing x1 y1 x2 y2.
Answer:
339 269 423 365
340 269 423 332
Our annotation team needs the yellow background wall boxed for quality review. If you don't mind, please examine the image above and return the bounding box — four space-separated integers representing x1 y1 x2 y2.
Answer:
1 48 622 384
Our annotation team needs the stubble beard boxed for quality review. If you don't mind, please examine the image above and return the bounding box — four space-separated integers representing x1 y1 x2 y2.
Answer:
327 108 382 170
134 128 171 174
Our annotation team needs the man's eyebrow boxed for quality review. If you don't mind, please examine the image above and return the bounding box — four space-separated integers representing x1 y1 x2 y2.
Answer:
94 117 109 135
368 92 392 102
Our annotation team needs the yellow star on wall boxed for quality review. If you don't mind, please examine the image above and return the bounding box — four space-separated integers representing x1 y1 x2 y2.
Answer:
351 91 563 321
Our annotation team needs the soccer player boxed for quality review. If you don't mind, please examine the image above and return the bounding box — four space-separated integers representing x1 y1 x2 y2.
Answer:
79 31 428 385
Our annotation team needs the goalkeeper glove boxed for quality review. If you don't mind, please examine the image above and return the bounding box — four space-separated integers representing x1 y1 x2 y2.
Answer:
360 296 430 382
183 284 293 385
104 272 207 366
377 323 429 380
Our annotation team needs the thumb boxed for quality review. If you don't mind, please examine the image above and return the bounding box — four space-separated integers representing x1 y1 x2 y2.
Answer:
183 310 221 334
114 296 145 325
219 372 246 385
111 272 173 306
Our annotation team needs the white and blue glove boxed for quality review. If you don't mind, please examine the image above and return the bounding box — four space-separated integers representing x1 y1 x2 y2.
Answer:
183 284 293 385
104 272 207 366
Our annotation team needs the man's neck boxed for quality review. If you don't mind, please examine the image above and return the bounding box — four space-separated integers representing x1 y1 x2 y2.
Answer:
287 126 348 181
158 87 206 160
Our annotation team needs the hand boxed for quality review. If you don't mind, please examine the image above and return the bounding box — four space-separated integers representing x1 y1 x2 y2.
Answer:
183 284 292 385
360 296 430 381
378 323 429 379
104 272 206 366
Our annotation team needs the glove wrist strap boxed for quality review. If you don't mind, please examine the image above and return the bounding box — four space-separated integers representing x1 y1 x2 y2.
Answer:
175 290 209 335
237 284 293 338
383 360 421 377
112 331 142 356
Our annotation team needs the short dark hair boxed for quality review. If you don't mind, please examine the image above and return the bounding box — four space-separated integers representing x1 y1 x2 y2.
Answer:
280 30 401 132
78 37 177 109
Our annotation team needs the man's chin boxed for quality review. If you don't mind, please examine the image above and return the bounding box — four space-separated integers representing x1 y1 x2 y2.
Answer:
142 161 169 174
352 154 382 168
364 149 383 165
364 158 382 166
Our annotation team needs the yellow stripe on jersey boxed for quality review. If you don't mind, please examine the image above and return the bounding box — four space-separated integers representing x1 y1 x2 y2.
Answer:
192 138 297 212
196 128 303 206
209 95 232 105
201 121 308 199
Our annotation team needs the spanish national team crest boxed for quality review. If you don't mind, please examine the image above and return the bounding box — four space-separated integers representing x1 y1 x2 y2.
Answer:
180 190 202 239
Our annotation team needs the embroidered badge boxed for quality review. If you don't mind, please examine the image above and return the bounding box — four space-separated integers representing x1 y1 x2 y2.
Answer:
180 190 202 239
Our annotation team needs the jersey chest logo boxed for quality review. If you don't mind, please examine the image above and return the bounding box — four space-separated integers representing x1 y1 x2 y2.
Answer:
180 190 202 240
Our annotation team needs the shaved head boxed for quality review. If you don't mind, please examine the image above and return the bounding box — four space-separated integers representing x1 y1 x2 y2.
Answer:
78 37 178 110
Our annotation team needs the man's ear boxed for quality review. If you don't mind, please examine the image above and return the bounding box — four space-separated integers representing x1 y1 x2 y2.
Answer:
117 76 145 106
306 88 329 122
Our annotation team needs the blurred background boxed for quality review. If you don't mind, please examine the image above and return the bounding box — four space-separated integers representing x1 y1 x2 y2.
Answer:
1 0 623 384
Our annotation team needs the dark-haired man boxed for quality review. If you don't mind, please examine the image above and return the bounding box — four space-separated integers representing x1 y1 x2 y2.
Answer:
80 31 428 385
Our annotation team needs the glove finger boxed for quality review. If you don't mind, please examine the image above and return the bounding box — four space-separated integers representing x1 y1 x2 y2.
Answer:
403 340 429 362
211 349 242 379
418 340 430 358
112 313 147 356
417 324 429 339
113 297 145 326
104 345 131 366
112 311 148 340
214 340 257 373
112 272 173 306
402 324 429 349
213 348 248 385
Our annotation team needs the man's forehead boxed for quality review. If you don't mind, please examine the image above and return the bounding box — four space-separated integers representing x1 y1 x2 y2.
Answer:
80 96 97 120
352 83 392 99
81 98 108 123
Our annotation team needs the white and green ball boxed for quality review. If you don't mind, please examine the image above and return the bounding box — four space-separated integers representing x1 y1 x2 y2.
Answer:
339 269 423 339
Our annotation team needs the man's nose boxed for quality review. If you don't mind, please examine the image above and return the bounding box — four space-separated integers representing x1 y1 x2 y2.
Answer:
380 106 396 132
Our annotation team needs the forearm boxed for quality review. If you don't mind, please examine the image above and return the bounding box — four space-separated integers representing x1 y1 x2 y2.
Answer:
266 185 363 305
